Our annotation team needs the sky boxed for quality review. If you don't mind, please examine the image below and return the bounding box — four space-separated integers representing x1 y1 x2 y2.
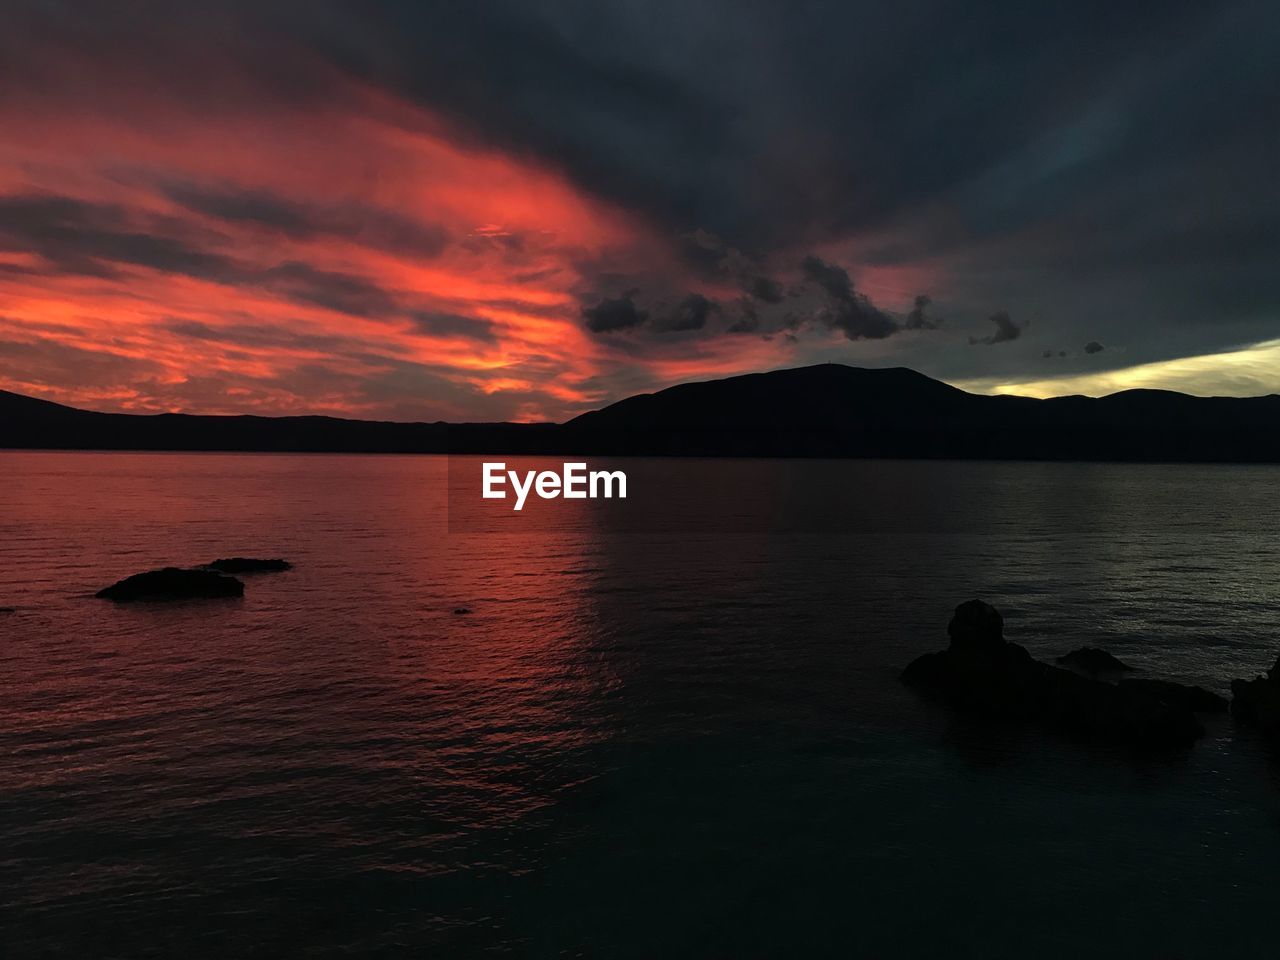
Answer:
1 0 1276 422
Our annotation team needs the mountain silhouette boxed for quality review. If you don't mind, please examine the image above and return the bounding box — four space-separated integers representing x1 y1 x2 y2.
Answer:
4 363 1280 461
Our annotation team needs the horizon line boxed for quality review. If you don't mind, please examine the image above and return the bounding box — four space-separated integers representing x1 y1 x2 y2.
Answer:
7 358 1280 426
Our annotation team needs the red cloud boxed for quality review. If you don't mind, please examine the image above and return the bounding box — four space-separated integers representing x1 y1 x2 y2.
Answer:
0 43 931 420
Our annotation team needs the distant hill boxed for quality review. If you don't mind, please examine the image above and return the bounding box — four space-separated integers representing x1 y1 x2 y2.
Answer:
4 364 1280 461
563 364 1280 460
0 390 551 454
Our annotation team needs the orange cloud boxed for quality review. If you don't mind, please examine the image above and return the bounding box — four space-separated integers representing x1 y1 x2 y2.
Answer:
0 46 906 421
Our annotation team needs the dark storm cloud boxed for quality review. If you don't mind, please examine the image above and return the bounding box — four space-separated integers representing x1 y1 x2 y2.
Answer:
969 311 1025 346
678 229 785 303
409 311 498 342
749 275 785 304
725 301 760 335
581 253 934 344
260 0 1274 381
0 194 235 280
3 0 1277 389
1084 340 1105 354
163 184 313 233
164 318 398 357
162 183 452 257
259 261 398 318
661 293 718 332
0 192 404 318
92 353 531 422
800 256 899 341
237 0 1252 249
582 291 647 333
903 295 940 331
290 3 735 237
0 336 165 388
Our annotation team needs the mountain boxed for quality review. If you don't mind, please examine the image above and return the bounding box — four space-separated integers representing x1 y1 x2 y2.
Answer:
563 364 1280 460
4 364 1280 461
0 390 552 454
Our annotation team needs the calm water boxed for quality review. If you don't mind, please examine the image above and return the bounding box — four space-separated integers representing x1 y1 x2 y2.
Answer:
2 451 1279 958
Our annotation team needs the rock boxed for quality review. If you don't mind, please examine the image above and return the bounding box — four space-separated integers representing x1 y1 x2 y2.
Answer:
1119 678 1228 713
1056 646 1134 677
1231 655 1280 745
453 607 472 615
96 567 244 603
947 599 1005 654
0 606 14 614
207 557 291 573
903 600 1204 749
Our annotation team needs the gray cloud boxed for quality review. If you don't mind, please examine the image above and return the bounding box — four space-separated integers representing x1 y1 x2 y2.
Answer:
409 311 498 342
0 193 405 319
0 193 233 280
0 336 165 390
583 253 937 345
800 255 899 341
259 261 398 318
161 183 452 258
661 293 718 331
164 318 386 356
725 300 760 335
276 0 1276 384
969 311 1025 346
3 0 1277 404
582 291 648 333
679 229 785 303
903 294 940 330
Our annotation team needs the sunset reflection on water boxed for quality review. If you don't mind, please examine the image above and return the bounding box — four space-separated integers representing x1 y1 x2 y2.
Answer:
3 451 1280 956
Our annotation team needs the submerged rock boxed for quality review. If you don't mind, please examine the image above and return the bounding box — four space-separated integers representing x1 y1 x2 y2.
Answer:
96 567 244 603
902 600 1203 749
453 607 472 615
1231 656 1280 745
0 606 14 614
1119 677 1228 714
206 557 291 573
1056 646 1134 677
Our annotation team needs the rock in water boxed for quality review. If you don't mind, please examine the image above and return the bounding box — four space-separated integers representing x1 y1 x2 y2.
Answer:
207 557 292 573
1119 678 1228 713
96 567 244 603
1056 646 1134 677
1231 655 1280 745
902 600 1203 749
947 598 1005 653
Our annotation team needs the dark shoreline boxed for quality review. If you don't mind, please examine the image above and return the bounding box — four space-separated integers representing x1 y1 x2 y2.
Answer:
5 364 1280 461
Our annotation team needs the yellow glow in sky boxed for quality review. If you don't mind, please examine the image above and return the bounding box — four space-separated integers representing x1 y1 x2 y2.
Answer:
955 338 1280 399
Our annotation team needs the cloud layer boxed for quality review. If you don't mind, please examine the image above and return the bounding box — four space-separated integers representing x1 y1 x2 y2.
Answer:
0 0 1276 417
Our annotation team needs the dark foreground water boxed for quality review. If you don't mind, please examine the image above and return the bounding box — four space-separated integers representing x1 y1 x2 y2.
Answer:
2 452 1279 958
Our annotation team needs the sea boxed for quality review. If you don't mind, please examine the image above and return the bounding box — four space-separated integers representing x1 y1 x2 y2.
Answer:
2 451 1279 958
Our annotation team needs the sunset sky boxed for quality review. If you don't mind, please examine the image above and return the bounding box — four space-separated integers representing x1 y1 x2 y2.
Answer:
1 0 1276 421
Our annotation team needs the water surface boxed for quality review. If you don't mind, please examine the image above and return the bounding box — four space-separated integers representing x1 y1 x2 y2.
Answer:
2 452 1279 957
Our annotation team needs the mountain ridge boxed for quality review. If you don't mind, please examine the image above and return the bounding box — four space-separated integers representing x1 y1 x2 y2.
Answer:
3 364 1279 461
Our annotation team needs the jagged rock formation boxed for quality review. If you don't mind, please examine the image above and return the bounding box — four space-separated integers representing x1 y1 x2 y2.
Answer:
902 600 1204 748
